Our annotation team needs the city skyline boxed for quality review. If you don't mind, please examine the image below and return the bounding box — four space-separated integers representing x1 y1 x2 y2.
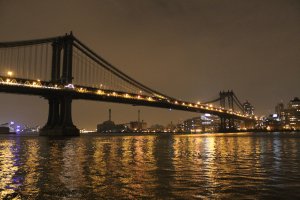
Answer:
0 0 299 129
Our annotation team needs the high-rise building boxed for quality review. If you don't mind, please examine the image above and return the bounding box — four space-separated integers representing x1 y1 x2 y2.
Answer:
243 101 254 116
275 102 285 118
284 97 300 130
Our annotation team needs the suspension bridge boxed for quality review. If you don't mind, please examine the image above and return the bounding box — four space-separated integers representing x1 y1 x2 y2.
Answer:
0 33 256 136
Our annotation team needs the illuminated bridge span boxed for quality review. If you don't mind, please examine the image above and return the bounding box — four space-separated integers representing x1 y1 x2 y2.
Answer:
0 33 256 136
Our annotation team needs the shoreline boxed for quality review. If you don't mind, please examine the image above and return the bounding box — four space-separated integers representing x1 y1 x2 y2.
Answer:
83 130 300 137
1 130 299 137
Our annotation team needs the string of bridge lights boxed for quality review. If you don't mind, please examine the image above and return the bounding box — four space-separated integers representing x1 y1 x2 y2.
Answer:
0 70 258 121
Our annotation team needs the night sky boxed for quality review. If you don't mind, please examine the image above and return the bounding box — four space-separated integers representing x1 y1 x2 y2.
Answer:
0 0 299 130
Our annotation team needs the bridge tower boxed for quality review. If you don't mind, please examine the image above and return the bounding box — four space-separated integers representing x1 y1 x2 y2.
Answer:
219 90 236 132
40 33 79 136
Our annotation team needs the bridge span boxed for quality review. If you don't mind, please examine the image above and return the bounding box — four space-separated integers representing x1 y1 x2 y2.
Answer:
0 33 256 136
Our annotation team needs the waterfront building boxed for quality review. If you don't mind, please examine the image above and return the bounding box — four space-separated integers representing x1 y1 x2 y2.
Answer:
149 124 165 132
183 117 202 132
264 114 282 131
283 97 300 130
128 109 147 131
165 122 177 132
97 109 129 133
129 120 147 131
200 114 220 132
182 114 219 133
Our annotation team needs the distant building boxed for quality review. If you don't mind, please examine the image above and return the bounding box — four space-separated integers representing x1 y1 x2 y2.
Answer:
97 109 129 133
266 97 300 131
265 114 282 131
200 114 220 132
129 110 147 131
275 102 284 117
182 114 219 133
149 124 165 132
243 101 254 116
129 121 147 131
165 122 177 132
283 97 300 130
183 117 202 132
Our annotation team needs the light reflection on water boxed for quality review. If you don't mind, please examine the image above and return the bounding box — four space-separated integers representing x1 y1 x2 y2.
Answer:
0 132 300 199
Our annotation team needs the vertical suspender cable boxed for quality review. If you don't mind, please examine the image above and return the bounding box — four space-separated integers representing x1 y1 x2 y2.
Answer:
79 50 83 85
40 44 44 80
88 58 91 87
34 45 38 79
21 46 25 78
84 54 87 86
45 44 49 81
92 62 95 87
16 47 20 78
0 49 2 73
28 46 32 79
73 49 77 85
98 62 101 89
4 48 7 73
9 47 12 73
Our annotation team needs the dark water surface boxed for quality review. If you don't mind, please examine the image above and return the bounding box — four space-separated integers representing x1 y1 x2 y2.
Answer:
0 132 300 199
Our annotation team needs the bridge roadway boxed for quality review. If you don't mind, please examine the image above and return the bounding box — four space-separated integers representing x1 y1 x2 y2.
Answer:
0 76 255 121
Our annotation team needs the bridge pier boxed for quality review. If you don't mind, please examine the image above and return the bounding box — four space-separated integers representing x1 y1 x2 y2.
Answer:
219 116 236 132
220 117 226 132
229 118 235 130
42 97 60 129
40 96 79 136
40 33 79 136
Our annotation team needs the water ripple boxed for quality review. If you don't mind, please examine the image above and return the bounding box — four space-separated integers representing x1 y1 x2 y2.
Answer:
0 132 300 199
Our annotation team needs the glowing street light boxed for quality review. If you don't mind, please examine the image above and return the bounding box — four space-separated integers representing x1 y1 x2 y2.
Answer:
7 71 13 77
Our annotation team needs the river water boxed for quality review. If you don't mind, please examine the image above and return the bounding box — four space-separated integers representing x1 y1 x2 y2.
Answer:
0 132 300 199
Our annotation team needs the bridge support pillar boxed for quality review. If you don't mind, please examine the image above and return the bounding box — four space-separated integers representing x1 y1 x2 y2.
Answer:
219 117 226 132
40 96 79 136
229 118 235 130
42 98 60 129
219 117 236 133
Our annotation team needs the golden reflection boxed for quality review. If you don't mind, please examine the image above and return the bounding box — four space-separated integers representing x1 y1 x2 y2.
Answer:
89 136 158 198
202 136 219 193
22 139 40 198
0 140 21 199
90 138 107 191
0 133 298 199
60 140 87 192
